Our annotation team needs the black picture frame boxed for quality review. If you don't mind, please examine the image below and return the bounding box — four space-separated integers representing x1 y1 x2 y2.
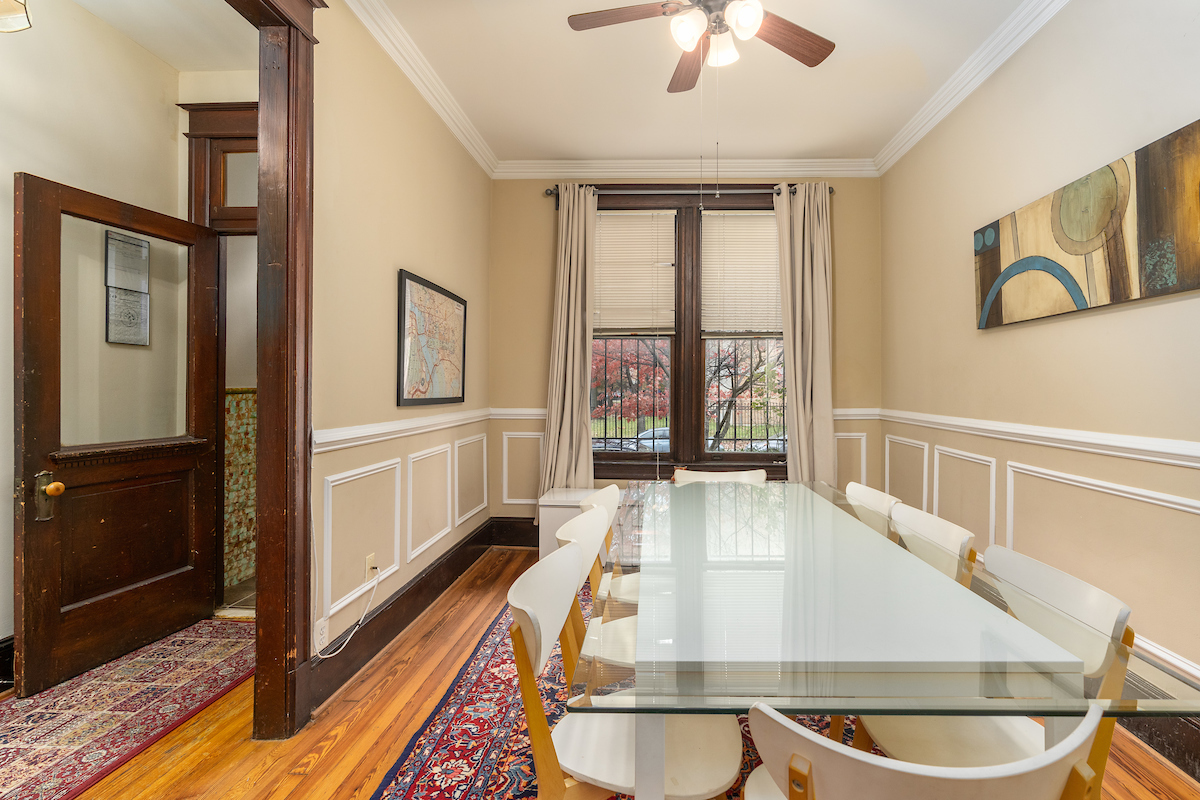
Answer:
397 269 467 406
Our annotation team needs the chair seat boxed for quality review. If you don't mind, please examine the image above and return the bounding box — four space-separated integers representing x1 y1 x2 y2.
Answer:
597 572 640 605
553 712 743 800
860 714 1046 768
581 614 637 668
744 763 786 799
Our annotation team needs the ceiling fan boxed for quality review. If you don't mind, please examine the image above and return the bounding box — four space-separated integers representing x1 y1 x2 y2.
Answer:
568 0 835 93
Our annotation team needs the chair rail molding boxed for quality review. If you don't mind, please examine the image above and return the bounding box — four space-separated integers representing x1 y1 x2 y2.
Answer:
834 432 868 486
878 408 1200 469
1005 461 1200 551
406 444 454 563
453 433 488 527
885 434 930 511
322 459 403 620
933 445 998 547
312 407 491 454
502 431 545 506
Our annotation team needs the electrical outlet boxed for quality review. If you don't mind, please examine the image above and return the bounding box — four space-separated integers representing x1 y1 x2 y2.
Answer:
315 618 328 649
365 552 376 581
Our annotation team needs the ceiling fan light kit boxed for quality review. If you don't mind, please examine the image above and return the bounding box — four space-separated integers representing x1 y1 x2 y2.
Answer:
707 28 739 67
568 0 835 92
725 0 764 40
670 7 707 51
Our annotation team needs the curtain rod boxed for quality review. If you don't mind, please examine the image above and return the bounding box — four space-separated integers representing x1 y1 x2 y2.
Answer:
543 186 834 198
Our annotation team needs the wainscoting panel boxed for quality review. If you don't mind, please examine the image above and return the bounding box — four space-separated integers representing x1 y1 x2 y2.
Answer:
408 444 453 563
885 434 929 510
502 431 544 505
322 459 403 619
834 432 867 491
454 434 488 527
1006 461 1200 659
933 445 997 546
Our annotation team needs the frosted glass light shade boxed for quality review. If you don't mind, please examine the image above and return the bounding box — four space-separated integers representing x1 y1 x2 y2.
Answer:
670 8 707 52
707 30 739 67
0 0 31 33
725 0 763 40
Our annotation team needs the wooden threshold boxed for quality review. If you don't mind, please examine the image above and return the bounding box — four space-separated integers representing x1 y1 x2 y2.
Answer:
75 546 1199 800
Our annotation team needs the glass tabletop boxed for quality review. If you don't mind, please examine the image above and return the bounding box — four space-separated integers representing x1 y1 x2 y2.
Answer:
567 480 1200 717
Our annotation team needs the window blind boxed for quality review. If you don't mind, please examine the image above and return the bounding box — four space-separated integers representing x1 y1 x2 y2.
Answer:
701 211 782 334
594 211 676 334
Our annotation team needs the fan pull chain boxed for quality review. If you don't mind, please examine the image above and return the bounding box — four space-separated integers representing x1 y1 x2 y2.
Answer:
715 59 720 199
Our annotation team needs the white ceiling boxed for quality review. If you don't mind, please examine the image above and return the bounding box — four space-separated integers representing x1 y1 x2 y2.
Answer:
72 0 258 73
378 0 1026 165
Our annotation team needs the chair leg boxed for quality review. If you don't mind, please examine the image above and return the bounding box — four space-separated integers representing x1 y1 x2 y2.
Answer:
851 722 874 752
827 716 845 743
788 754 815 800
1059 760 1098 800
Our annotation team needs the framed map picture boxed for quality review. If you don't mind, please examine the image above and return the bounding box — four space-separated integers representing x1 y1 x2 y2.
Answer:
397 270 467 406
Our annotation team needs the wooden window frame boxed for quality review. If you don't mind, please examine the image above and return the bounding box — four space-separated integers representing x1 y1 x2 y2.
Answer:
593 185 787 481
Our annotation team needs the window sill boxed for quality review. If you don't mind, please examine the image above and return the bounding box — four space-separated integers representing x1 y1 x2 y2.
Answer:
593 458 787 481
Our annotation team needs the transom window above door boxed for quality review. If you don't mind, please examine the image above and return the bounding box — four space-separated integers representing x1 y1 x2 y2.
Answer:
589 188 786 479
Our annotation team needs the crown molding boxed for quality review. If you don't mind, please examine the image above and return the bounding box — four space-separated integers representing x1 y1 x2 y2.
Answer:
343 0 498 176
346 0 1066 181
873 0 1071 174
491 158 881 180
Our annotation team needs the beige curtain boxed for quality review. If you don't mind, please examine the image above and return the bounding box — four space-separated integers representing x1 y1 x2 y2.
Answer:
539 184 597 499
775 183 835 484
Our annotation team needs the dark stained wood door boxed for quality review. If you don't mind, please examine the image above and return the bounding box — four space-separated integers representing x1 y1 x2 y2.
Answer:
14 174 221 696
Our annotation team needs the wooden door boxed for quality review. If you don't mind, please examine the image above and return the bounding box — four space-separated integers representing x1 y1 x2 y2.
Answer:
14 174 221 696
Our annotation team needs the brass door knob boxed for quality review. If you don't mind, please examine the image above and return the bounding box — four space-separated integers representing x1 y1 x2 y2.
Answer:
43 482 66 497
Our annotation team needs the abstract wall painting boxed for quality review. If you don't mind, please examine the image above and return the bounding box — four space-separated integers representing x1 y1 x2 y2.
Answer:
975 118 1200 328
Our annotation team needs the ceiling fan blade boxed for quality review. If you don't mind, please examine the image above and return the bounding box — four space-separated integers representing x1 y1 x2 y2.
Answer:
667 32 711 93
755 11 835 67
568 3 669 31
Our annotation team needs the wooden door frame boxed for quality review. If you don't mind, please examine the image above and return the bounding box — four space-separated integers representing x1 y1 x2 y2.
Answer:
223 0 326 739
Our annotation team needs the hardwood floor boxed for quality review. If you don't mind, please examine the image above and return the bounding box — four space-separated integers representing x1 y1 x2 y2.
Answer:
77 546 1199 800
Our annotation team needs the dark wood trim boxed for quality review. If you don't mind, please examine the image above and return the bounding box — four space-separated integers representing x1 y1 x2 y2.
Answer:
1120 717 1200 782
181 103 259 139
225 0 327 43
252 22 316 740
593 186 786 476
306 517 537 711
0 637 11 691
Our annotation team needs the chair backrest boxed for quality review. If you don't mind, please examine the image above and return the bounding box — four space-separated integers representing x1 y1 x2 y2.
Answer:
508 542 584 675
554 506 610 593
892 503 975 581
845 482 900 518
749 701 1103 800
673 468 767 485
580 484 621 531
983 546 1131 677
845 482 899 536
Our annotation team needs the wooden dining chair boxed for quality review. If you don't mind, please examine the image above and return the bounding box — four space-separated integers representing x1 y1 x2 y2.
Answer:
673 467 767 485
891 503 978 587
747 701 1104 800
855 546 1133 788
553 506 613 669
578 484 638 605
844 481 900 536
508 542 744 800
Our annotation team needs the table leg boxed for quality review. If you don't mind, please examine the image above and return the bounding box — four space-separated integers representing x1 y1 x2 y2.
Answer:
635 714 667 800
1044 716 1080 749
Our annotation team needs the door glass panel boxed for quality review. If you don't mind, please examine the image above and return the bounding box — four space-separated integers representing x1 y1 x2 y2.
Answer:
60 214 189 445
224 151 258 207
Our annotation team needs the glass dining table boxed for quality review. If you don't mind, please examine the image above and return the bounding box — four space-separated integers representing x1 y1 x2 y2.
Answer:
566 480 1200 800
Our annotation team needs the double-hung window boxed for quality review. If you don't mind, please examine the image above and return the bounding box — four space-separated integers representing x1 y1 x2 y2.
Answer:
590 188 786 478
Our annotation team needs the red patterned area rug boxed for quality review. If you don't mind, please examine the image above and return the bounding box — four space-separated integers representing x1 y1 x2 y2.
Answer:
372 591 875 800
0 618 254 800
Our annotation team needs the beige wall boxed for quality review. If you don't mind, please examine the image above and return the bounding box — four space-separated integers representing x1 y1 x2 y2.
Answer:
0 0 184 640
878 0 1200 660
310 0 493 648
488 177 883 516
